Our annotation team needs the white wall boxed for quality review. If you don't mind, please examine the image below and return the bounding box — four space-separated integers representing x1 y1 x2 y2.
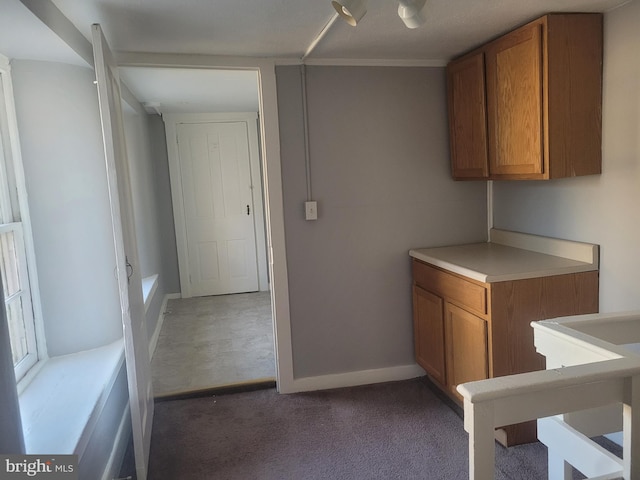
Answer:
276 66 487 378
123 107 179 340
492 1 640 313
76 366 129 479
11 60 122 356
0 298 24 453
11 60 180 355
124 107 161 280
9 59 134 479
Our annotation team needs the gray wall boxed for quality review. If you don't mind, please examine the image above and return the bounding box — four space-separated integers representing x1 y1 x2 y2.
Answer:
12 60 122 356
492 1 640 313
276 66 487 378
148 115 180 295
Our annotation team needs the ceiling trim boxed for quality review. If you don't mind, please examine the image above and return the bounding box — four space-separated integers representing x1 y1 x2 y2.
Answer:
120 55 449 68
273 57 448 67
115 52 275 71
300 58 447 67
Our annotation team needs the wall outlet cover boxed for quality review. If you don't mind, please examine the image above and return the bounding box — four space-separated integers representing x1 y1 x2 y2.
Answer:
305 201 318 221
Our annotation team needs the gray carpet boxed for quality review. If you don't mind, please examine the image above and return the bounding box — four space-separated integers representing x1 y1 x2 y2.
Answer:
142 377 551 479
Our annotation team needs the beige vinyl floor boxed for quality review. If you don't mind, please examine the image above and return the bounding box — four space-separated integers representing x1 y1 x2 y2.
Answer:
151 291 275 397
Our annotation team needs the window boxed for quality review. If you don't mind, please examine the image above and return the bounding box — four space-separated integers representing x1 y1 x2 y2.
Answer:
0 56 43 381
2 224 36 374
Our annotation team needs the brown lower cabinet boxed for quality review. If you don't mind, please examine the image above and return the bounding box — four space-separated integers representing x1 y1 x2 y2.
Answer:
412 258 599 446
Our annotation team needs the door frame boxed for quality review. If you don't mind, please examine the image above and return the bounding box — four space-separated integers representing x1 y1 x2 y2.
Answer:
163 112 269 297
117 54 295 394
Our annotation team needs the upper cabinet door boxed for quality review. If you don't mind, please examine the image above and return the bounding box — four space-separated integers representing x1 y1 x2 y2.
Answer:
486 20 544 178
446 14 602 181
545 14 603 178
446 52 489 179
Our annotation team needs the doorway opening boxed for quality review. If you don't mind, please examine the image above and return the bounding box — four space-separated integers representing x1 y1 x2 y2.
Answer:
153 292 275 397
118 63 292 396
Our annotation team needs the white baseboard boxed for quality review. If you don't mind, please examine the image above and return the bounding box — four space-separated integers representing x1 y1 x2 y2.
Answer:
148 293 181 358
148 294 423 396
100 404 131 480
287 363 425 393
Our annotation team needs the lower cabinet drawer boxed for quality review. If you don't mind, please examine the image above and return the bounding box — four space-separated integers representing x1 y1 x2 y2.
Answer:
412 259 487 316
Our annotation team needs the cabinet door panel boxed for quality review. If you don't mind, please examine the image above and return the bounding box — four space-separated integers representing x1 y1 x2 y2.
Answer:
445 302 488 400
447 52 489 179
546 14 603 178
486 21 544 177
413 286 446 385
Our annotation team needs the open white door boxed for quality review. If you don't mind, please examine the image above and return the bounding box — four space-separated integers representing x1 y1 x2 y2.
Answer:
91 24 154 480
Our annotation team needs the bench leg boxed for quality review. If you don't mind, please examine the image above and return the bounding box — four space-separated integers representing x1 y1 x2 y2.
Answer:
466 400 495 480
624 376 640 479
547 450 573 480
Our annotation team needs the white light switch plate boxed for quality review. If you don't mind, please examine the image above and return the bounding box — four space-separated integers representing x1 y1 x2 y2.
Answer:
305 201 318 221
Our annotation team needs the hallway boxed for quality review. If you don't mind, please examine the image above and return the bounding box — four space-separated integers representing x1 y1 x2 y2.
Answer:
151 292 275 397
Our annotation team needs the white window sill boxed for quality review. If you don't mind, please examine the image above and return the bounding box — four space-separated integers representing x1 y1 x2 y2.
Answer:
18 340 124 457
142 274 159 313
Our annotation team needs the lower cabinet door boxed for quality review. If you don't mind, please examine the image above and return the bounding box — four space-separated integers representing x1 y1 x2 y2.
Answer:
413 285 446 385
445 302 489 400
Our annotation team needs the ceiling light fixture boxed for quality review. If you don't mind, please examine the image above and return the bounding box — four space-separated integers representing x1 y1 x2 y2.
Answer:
331 0 368 26
331 0 428 29
398 0 428 29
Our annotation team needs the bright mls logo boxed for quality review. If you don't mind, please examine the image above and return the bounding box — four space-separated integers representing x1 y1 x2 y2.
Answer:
0 455 77 480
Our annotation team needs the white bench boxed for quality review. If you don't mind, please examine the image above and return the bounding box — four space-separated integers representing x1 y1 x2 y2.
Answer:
458 311 640 480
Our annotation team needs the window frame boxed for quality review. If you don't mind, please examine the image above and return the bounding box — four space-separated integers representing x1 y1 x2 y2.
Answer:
1 222 37 378
0 54 47 384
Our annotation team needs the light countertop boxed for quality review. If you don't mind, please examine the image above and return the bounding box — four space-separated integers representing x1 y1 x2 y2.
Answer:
409 229 599 283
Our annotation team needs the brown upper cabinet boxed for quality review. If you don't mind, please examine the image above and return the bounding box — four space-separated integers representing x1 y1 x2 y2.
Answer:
446 13 603 180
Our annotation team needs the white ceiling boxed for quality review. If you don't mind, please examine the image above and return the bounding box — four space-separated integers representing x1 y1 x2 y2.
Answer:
0 0 632 114
119 67 260 114
48 0 632 61
0 1 84 66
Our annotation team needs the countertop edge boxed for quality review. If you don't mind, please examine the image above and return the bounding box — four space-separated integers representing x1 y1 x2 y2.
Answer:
409 232 599 284
409 251 489 282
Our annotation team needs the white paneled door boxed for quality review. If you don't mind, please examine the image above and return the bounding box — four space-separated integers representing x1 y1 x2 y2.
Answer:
177 121 259 296
92 24 154 480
